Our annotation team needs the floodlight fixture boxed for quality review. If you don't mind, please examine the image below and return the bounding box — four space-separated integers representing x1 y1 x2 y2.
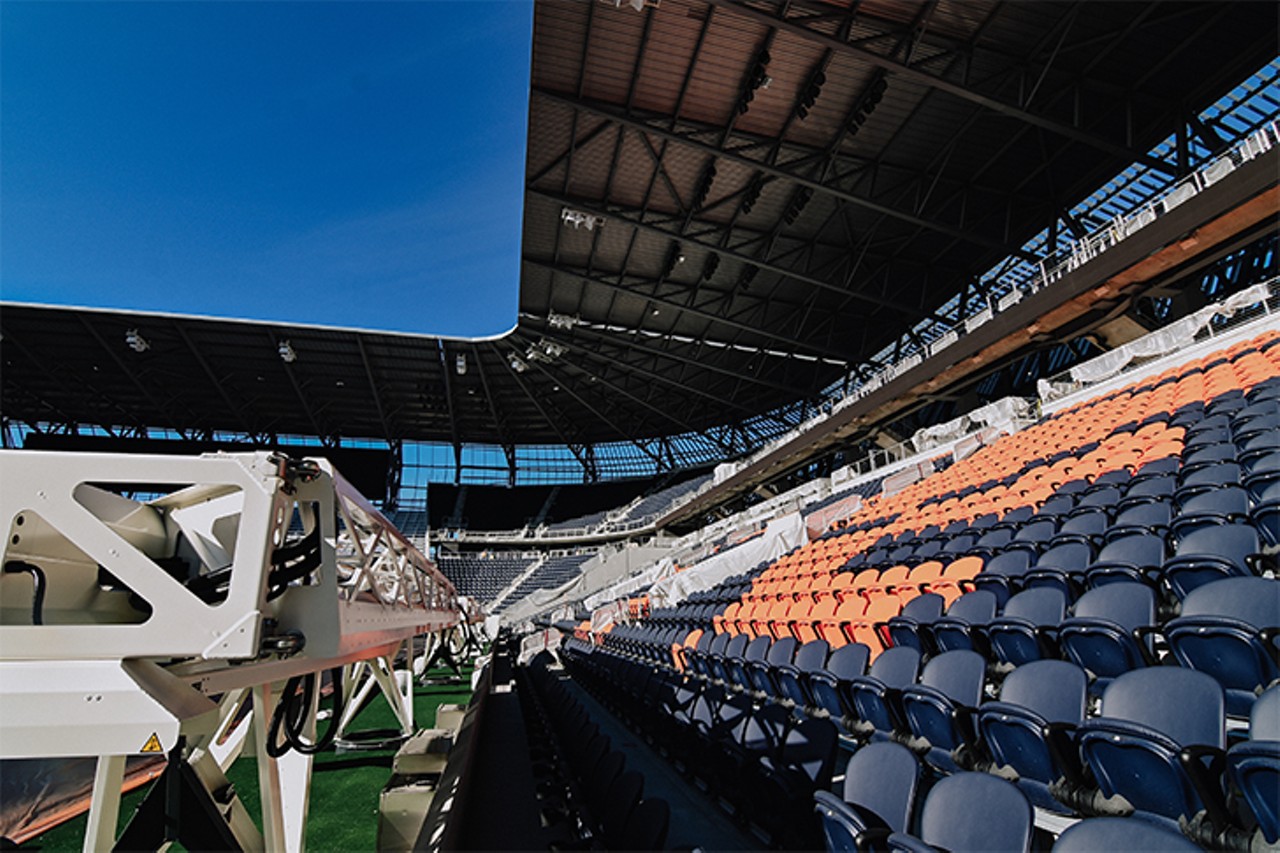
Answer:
278 340 297 363
125 329 150 353
560 207 607 231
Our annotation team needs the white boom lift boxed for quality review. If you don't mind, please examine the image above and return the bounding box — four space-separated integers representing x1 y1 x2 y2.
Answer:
0 450 467 851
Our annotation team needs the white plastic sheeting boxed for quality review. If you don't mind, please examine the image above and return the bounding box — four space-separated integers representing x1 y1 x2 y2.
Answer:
647 511 808 608
804 494 862 539
583 559 678 610
911 396 1035 452
1068 282 1274 384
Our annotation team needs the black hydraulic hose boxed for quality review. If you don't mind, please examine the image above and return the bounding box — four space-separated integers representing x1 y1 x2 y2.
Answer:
4 560 47 625
265 667 345 757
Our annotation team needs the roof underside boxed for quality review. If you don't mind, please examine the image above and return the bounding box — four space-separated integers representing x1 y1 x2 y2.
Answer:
3 0 1277 453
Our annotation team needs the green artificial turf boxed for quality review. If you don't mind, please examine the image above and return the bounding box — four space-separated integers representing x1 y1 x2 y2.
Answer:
19 665 475 852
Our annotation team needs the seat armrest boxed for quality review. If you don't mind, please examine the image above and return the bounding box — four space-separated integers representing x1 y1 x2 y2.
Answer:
1179 743 1231 830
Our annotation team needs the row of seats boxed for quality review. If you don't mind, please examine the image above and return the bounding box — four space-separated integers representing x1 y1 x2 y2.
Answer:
518 653 670 850
568 614 1279 851
559 637 840 848
556 327 1280 851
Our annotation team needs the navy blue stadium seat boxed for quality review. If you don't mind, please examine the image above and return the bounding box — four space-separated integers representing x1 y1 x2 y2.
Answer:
1055 582 1155 690
968 551 1031 605
814 741 920 852
1160 522 1262 599
900 649 986 773
774 639 829 708
1170 484 1251 542
806 641 871 724
846 645 921 743
886 772 1032 853
755 717 840 847
931 589 998 653
884 592 944 654
977 659 1087 812
750 635 798 699
616 798 669 851
1021 540 1094 598
725 634 771 693
1084 530 1166 587
1077 667 1228 831
1227 685 1280 845
985 587 1066 667
1051 817 1200 851
1162 576 1280 717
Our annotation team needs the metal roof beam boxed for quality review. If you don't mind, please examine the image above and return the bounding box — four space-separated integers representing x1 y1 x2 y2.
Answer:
485 341 589 469
520 318 761 417
704 0 1175 176
355 337 394 441
508 332 667 469
524 256 856 362
533 87 1031 261
77 314 192 439
173 322 260 438
530 186 944 323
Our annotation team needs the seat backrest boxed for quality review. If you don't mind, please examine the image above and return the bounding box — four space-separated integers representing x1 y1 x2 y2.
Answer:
1179 461 1242 488
998 659 1086 723
985 549 1033 576
588 749 626 797
945 589 997 623
899 592 944 622
744 634 771 662
918 649 986 706
1052 817 1200 852
1100 668 1225 749
1252 685 1280 739
1001 587 1065 626
708 632 731 655
1112 500 1172 529
724 633 750 658
917 773 1031 853
1072 582 1154 631
793 639 830 672
867 645 920 687
766 635 799 666
841 741 919 833
1178 484 1250 515
1174 523 1259 567
1058 509 1108 535
826 641 870 680
1035 541 1092 570
1180 576 1280 628
1097 530 1165 564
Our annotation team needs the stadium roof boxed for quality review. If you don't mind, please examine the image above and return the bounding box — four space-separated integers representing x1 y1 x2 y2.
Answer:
3 0 1277 460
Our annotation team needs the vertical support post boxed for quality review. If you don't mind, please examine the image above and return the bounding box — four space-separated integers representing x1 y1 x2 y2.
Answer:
83 754 126 853
252 684 286 853
371 653 414 735
277 687 316 853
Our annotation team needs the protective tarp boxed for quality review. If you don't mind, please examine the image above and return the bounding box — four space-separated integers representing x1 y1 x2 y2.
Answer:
912 397 1033 452
1069 282 1273 384
647 512 807 608
1 757 163 845
805 493 862 539
583 559 676 610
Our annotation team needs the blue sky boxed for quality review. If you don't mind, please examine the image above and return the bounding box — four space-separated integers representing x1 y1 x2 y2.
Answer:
1 1 531 337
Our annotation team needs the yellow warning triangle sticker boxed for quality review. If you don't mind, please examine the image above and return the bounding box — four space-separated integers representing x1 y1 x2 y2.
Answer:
140 733 163 754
